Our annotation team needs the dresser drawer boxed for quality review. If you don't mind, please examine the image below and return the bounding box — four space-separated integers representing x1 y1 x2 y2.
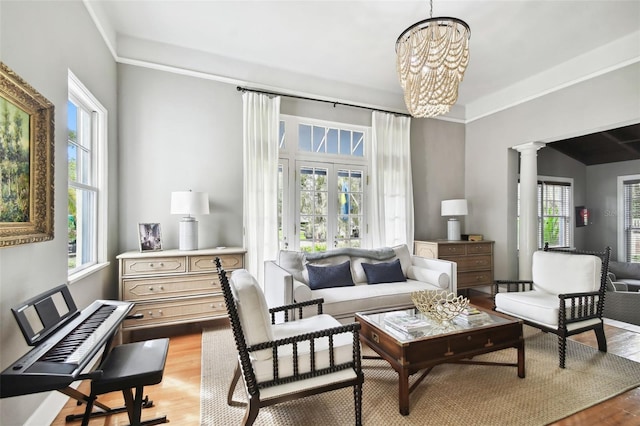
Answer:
466 243 493 255
122 274 220 301
454 255 492 271
123 295 227 329
458 270 493 288
122 257 186 276
190 253 244 272
438 244 466 256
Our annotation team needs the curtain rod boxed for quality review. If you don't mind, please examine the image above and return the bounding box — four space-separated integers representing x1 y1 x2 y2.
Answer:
236 86 410 118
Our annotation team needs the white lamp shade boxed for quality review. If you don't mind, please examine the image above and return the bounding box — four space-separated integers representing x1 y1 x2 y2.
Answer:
171 191 210 216
441 199 468 217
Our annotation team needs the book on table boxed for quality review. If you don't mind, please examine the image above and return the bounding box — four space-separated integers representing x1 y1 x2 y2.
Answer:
383 312 430 333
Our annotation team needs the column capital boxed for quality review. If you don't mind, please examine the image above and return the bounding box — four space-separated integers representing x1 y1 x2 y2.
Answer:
512 141 546 154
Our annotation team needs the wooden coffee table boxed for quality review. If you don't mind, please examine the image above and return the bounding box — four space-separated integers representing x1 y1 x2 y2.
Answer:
355 305 524 415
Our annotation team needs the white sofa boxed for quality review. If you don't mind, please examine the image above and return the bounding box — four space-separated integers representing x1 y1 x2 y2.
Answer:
264 244 457 322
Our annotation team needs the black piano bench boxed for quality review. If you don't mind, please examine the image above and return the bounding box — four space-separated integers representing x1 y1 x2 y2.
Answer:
81 338 170 426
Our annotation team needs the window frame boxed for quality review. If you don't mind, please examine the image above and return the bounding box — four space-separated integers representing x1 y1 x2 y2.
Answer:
517 175 574 250
617 174 640 262
67 70 109 282
278 114 370 252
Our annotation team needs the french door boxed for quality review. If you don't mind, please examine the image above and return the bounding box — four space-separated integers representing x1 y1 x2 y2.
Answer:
279 160 366 252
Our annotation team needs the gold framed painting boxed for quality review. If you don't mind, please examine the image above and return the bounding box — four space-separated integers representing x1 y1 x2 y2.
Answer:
0 62 54 247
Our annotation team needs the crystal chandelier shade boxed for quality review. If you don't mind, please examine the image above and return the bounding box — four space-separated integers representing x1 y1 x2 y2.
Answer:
396 10 470 118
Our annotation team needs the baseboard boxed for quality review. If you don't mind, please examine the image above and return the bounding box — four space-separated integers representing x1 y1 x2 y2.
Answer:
24 390 72 426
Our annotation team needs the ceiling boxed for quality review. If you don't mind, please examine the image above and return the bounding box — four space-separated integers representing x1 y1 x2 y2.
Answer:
547 123 640 166
84 0 640 122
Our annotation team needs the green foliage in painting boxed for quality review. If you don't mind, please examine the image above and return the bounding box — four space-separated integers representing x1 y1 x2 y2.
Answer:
0 97 30 222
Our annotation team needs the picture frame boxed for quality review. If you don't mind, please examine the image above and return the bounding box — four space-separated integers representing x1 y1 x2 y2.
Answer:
138 223 163 252
0 62 55 247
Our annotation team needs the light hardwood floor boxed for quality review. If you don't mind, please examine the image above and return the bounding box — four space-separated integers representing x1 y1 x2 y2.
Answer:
52 293 640 426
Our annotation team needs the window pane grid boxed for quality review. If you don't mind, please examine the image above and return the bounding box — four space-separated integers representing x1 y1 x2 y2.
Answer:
336 169 363 248
539 181 571 248
298 123 364 158
299 166 328 252
623 179 640 262
68 96 98 273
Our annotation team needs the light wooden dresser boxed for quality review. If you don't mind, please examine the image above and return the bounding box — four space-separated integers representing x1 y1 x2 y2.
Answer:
117 247 245 340
414 240 494 292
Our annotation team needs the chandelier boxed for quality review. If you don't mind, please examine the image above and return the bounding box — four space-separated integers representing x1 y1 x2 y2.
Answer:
396 0 470 118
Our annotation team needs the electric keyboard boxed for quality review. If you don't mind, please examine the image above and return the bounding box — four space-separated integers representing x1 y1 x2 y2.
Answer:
0 285 134 399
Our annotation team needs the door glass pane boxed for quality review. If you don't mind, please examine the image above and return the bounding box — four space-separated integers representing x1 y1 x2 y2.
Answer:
299 166 328 252
336 169 363 248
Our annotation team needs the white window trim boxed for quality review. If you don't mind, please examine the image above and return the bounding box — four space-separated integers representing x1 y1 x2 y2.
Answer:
538 175 574 249
68 70 109 281
617 173 640 262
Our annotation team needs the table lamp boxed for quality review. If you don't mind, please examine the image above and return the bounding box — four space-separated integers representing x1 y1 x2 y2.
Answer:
441 199 468 241
171 191 210 250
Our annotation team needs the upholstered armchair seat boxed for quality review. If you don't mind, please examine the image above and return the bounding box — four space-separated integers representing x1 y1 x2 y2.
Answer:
494 245 610 368
252 314 357 384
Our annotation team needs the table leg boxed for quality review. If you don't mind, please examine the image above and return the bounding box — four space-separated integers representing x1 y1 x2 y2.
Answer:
517 340 525 378
398 368 410 416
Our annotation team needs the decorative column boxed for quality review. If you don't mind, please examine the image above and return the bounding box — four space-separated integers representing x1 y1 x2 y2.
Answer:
512 142 545 280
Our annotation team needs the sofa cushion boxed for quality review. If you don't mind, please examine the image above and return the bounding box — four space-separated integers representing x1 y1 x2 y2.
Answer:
307 260 355 290
609 261 640 280
278 250 308 284
392 244 412 277
362 259 406 284
230 269 273 360
312 279 443 319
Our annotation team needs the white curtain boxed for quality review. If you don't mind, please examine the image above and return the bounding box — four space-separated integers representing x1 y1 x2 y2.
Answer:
369 111 414 250
242 92 281 285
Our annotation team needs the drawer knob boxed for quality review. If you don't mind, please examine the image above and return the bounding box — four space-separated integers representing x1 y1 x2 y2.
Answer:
149 286 153 291
158 310 163 314
148 311 153 316
160 285 164 290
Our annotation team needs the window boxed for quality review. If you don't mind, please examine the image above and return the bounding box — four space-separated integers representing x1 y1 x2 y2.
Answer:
619 175 640 262
518 176 573 249
278 115 369 252
68 71 107 278
538 180 572 248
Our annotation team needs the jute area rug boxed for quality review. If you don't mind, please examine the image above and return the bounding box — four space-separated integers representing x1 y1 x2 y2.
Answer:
200 324 640 425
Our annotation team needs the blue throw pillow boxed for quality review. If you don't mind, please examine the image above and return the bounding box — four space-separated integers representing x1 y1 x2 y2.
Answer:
362 259 407 284
307 261 355 290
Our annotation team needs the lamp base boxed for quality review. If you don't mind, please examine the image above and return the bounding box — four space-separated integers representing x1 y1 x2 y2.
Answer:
179 217 198 250
447 218 461 241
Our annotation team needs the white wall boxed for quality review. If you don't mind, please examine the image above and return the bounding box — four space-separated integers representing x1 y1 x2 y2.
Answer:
117 64 464 253
0 1 118 424
411 118 466 241
118 64 244 251
466 63 640 280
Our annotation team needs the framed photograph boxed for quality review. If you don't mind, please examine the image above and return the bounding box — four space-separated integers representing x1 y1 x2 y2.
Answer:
138 223 162 252
0 62 55 247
